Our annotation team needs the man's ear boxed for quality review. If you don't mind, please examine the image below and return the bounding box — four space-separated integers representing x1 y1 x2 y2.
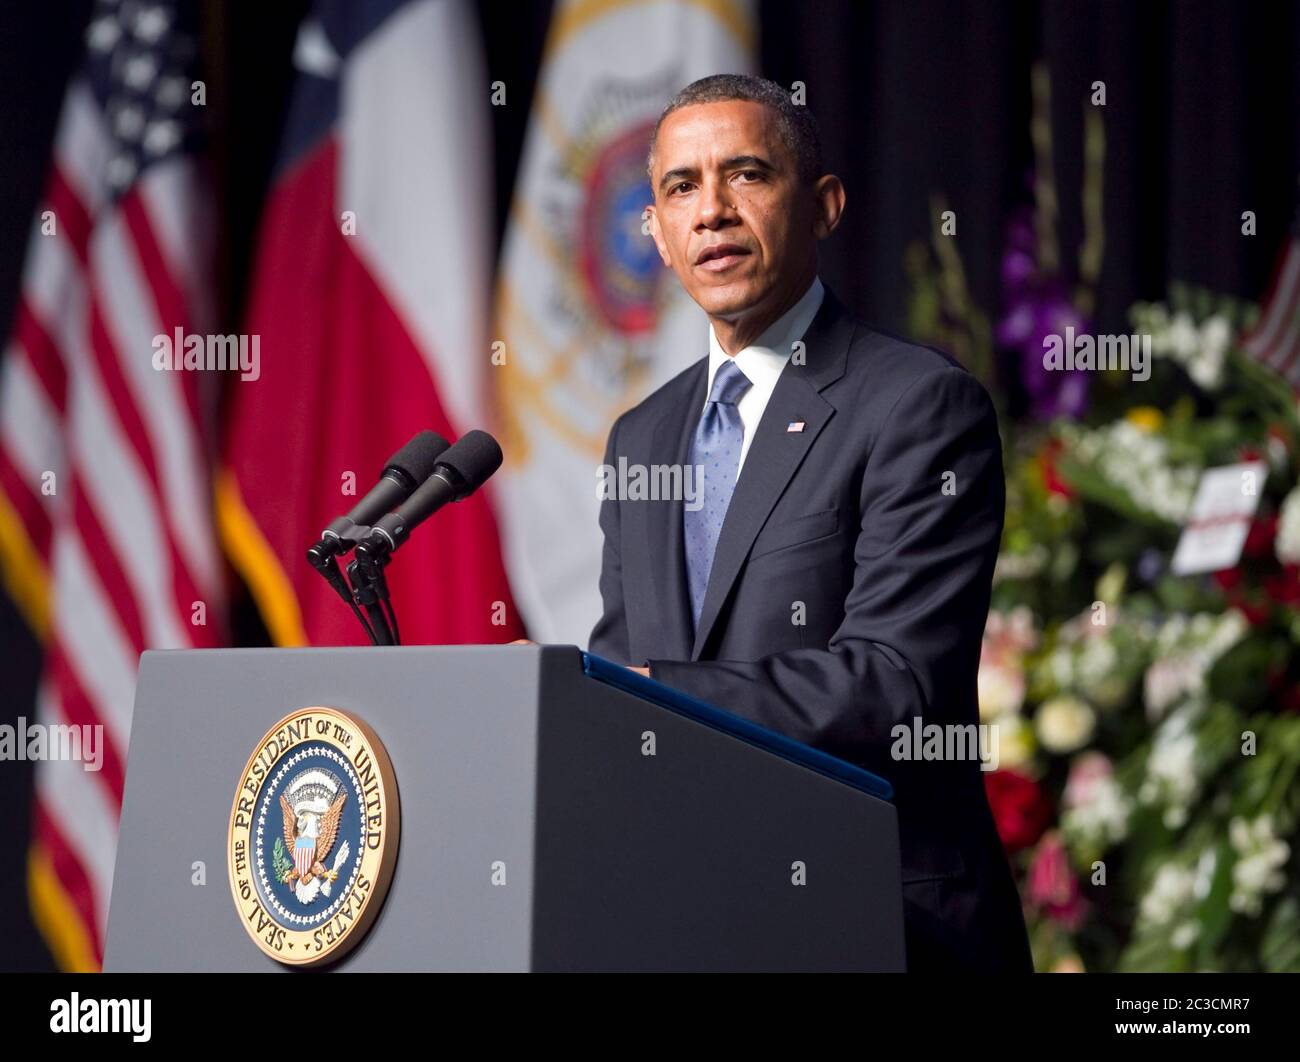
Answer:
811 174 846 240
645 203 673 267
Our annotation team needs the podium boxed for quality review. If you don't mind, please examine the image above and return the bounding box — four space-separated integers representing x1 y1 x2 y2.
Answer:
104 644 904 971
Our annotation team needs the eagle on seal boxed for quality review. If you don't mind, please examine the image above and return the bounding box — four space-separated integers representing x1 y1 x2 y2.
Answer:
280 791 346 885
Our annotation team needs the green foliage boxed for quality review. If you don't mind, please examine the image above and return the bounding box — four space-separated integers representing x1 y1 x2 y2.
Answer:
272 836 293 884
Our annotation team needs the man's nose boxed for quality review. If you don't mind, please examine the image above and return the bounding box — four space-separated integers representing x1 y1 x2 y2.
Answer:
695 178 737 229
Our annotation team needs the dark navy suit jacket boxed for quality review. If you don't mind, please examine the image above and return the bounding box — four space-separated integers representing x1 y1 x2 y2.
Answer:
588 284 1033 972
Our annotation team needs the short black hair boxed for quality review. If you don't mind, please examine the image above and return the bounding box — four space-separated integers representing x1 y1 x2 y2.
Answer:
647 73 823 185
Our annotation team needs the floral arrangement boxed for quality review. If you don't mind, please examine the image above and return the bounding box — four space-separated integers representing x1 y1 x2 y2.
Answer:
981 284 1300 972
901 61 1298 970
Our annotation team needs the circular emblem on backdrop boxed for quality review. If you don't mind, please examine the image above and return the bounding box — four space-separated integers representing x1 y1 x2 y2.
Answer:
227 707 399 966
578 118 662 335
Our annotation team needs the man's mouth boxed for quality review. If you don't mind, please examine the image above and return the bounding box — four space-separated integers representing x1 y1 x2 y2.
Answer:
695 243 751 271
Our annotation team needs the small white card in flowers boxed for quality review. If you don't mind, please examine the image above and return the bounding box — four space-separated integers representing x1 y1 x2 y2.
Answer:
1171 461 1267 575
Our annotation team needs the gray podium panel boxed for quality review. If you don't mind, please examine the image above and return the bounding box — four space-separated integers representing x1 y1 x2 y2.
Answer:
104 644 903 971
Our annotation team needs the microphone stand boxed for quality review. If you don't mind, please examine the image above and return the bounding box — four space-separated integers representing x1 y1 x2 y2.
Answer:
346 539 400 646
307 526 386 645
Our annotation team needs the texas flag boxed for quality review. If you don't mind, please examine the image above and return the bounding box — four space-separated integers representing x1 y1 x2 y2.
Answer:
220 0 523 646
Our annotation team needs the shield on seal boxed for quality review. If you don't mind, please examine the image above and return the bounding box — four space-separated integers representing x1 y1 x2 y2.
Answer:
294 835 316 879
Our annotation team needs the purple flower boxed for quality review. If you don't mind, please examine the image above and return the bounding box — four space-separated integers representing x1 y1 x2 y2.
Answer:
996 200 1091 421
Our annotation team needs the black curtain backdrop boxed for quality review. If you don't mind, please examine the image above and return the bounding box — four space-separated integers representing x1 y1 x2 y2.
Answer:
0 0 1296 970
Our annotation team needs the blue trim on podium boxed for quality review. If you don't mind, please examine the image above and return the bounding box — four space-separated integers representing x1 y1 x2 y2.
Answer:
581 651 893 802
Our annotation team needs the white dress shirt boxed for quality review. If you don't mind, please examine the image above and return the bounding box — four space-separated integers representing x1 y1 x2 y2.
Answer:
703 276 824 478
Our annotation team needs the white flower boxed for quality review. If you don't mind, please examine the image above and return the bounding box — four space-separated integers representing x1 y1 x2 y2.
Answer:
1159 614 1189 645
1143 610 1248 721
992 714 1036 770
1078 634 1127 709
1193 847 1217 901
1046 607 1133 702
1145 307 1232 391
977 608 1038 720
1036 696 1097 754
978 659 1025 721
1185 316 1231 390
1277 485 1300 566
1047 644 1075 689
1139 701 1201 819
1077 635 1119 687
1228 814 1290 917
1064 420 1198 523
1061 760 1131 848
1166 313 1200 360
1139 863 1196 926
1144 653 1201 717
1200 314 1232 357
1063 751 1113 805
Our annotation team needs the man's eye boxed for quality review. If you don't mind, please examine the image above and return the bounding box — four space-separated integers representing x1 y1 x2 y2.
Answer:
671 181 693 195
735 170 761 182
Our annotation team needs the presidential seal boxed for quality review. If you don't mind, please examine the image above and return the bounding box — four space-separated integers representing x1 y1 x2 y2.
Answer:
227 707 399 966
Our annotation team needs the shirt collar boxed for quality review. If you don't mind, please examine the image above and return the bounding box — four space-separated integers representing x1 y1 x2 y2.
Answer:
706 276 825 397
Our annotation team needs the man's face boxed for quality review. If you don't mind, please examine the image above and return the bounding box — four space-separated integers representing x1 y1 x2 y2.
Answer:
646 99 820 321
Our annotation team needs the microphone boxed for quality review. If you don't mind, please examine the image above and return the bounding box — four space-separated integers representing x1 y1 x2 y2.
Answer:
359 429 503 558
307 430 449 564
344 429 501 647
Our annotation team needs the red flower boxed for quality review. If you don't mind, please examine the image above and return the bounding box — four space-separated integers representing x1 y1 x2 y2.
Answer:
1236 597 1273 627
1244 513 1278 558
1027 832 1089 931
984 769 1052 853
1039 438 1075 500
1263 565 1300 607
1213 570 1275 627
1212 567 1243 592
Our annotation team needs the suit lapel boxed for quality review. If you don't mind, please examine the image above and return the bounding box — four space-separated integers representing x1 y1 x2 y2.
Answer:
690 287 855 660
646 360 706 660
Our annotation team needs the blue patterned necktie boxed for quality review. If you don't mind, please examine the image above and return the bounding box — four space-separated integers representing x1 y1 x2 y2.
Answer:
684 358 752 628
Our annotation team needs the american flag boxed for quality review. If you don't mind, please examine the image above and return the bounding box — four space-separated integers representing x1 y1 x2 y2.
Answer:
1241 212 1300 386
0 0 222 970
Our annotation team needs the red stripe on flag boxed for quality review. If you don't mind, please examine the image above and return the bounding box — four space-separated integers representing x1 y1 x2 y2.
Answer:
46 639 128 807
33 799 104 968
70 471 147 655
85 295 215 645
0 444 52 561
118 190 204 427
87 295 163 490
12 299 69 416
1269 326 1300 382
1243 242 1300 363
45 166 94 269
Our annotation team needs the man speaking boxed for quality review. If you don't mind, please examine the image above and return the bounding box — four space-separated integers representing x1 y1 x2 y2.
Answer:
588 74 1032 972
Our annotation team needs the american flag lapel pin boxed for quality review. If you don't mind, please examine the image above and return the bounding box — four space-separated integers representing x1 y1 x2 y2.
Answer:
786 419 806 433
